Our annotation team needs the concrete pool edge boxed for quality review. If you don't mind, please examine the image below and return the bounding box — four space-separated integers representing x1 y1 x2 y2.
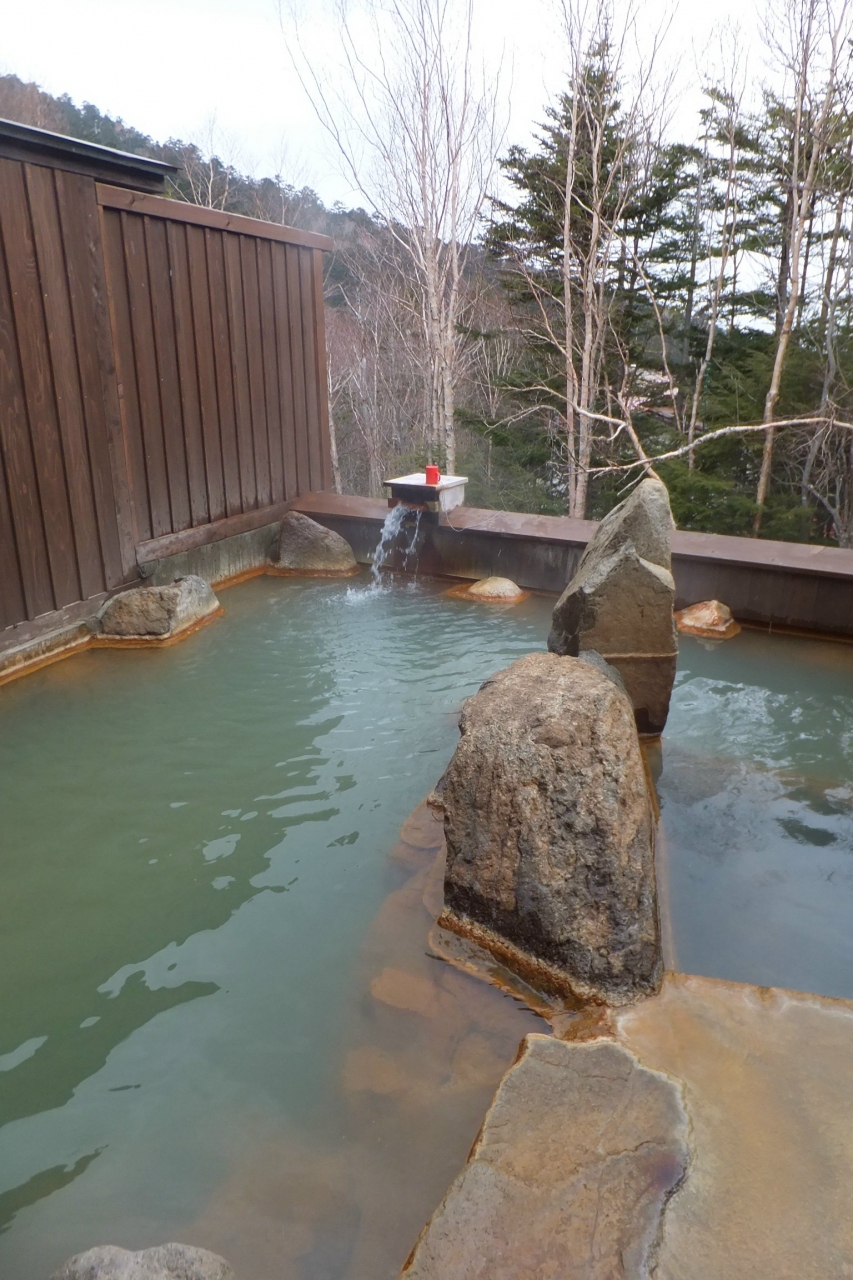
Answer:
293 494 853 639
5 498 853 687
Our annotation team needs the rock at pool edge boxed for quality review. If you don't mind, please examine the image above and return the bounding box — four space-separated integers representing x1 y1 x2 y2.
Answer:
97 576 220 640
270 511 358 576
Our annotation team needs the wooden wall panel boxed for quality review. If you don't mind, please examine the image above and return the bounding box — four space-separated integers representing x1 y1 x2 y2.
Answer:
0 158 131 632
271 242 299 501
56 170 134 584
0 164 332 634
185 224 225 522
101 206 331 543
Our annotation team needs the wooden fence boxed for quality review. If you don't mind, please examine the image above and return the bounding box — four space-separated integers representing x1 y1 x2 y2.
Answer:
0 126 333 638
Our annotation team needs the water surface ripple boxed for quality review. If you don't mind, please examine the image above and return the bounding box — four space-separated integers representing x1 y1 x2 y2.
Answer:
1 579 852 1278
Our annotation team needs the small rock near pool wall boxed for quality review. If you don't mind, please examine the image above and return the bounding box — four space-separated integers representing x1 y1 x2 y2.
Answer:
441 653 661 1005
548 478 678 735
676 599 740 639
50 1242 235 1280
98 577 220 640
466 576 524 601
270 511 358 575
401 1036 689 1280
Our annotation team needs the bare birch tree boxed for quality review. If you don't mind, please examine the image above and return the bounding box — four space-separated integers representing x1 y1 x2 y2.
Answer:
286 0 502 474
753 0 853 531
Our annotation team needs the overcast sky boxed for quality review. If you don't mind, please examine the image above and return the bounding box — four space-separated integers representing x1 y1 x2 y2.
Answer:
2 0 760 207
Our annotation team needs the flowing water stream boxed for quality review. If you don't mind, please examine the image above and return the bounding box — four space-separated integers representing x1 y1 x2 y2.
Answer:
369 506 423 587
0 576 852 1279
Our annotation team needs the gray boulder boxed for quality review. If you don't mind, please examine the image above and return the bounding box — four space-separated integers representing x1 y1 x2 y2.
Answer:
577 475 673 573
50 1242 234 1280
271 511 357 575
440 652 661 1006
98 577 220 639
549 479 678 735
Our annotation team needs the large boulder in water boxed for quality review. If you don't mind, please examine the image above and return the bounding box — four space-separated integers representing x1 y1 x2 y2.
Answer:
97 576 220 640
50 1243 235 1279
270 511 357 576
548 478 677 735
439 653 662 1006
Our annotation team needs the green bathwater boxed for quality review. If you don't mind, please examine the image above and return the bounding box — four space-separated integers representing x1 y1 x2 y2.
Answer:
1 576 852 1279
659 628 853 998
0 575 545 1280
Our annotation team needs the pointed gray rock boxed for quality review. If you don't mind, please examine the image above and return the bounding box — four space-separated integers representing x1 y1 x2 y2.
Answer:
578 476 673 573
549 479 678 734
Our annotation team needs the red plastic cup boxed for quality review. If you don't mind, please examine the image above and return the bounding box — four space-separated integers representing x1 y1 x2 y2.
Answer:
425 464 440 485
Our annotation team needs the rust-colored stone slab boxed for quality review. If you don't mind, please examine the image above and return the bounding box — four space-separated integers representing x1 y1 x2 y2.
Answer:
370 967 442 1018
615 973 853 1280
399 801 445 851
401 1035 689 1280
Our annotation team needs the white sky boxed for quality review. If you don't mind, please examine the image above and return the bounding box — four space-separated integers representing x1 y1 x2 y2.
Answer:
1 0 760 207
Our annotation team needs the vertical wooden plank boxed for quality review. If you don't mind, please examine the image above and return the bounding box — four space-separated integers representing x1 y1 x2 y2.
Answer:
240 236 271 507
145 215 191 532
223 233 256 509
167 222 208 528
0 161 78 608
100 206 152 544
256 239 284 503
121 210 172 537
57 171 133 585
285 244 310 495
271 243 299 500
185 223 224 522
26 165 104 600
205 229 241 517
0 196 53 620
0 440 27 629
298 248 324 492
312 248 333 491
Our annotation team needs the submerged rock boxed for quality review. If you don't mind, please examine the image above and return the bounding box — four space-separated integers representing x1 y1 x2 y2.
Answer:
676 599 740 639
440 652 661 1005
401 1035 689 1280
548 479 678 735
466 576 523 601
97 577 220 640
271 511 357 576
51 1242 235 1280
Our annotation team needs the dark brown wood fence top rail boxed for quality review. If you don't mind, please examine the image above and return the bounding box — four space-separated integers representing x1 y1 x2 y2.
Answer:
0 118 176 193
96 184 335 252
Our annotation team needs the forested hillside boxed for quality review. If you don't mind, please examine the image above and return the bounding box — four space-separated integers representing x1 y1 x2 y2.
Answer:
4 0 853 549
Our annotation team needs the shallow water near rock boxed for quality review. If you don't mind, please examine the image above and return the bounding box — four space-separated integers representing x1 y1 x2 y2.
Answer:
660 628 853 998
0 577 852 1279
